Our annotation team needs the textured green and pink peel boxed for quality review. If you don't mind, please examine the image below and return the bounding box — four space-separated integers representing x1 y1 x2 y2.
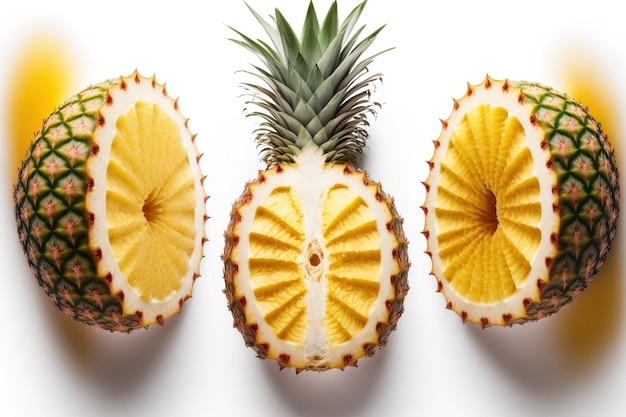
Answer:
14 81 136 331
510 81 619 324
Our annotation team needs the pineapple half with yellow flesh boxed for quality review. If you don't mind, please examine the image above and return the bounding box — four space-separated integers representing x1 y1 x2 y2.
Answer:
14 71 207 331
223 1 409 371
424 76 619 327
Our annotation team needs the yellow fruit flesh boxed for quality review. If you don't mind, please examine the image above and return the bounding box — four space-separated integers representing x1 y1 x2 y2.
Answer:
324 185 380 345
436 104 542 303
249 184 381 347
107 102 196 301
250 187 306 343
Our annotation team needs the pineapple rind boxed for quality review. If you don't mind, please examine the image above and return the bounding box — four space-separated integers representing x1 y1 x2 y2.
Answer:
14 83 134 331
509 80 620 324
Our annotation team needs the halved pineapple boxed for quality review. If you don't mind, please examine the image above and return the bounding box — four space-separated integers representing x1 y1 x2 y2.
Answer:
14 71 206 331
424 76 619 327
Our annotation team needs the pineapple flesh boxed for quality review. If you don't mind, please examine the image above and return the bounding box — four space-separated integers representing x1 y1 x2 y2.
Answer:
223 1 409 371
424 76 619 327
14 71 206 331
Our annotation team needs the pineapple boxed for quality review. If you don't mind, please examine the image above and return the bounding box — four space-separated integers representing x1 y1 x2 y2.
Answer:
223 1 409 372
14 71 207 332
423 76 619 327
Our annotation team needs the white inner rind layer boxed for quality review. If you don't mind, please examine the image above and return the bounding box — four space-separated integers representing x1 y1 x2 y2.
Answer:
86 75 205 325
425 80 560 325
231 147 399 369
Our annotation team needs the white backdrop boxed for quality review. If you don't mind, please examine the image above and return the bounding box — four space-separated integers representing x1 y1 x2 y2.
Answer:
1 1 624 416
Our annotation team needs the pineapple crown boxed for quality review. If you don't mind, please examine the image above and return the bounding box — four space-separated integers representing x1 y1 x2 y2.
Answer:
230 0 389 166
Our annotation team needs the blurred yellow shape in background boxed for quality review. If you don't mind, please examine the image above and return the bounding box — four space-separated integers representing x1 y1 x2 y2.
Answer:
6 28 78 182
560 50 621 158
555 42 623 372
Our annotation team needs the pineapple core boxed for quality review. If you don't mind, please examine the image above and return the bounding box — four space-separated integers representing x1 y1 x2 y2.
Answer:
435 104 542 303
106 102 196 301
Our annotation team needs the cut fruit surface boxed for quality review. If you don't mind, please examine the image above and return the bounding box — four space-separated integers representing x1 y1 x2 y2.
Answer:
14 71 206 331
107 101 196 302
436 103 543 304
247 182 382 347
224 149 408 371
424 76 619 326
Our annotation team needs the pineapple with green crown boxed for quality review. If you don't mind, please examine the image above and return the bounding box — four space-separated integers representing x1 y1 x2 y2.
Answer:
223 1 409 372
424 76 619 327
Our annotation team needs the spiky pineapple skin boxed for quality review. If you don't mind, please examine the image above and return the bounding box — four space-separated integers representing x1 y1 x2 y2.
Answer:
509 80 619 324
14 72 201 332
223 162 409 372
